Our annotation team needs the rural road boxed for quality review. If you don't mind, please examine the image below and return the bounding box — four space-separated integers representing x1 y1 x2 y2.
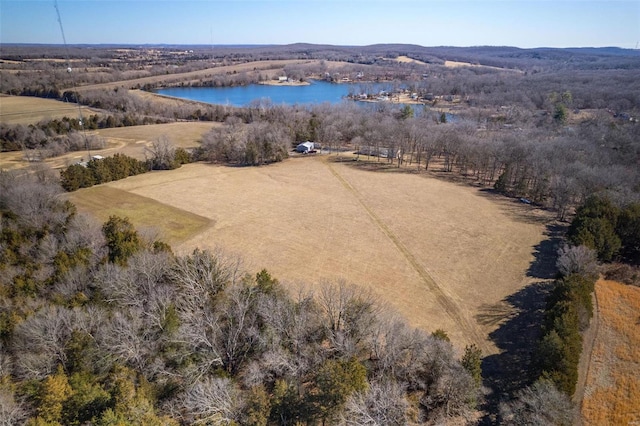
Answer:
324 158 492 353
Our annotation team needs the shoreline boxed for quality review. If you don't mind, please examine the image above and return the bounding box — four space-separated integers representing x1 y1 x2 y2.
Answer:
259 80 310 86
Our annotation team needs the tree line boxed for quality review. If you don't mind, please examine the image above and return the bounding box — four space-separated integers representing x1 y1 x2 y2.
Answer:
568 195 640 265
59 142 191 192
502 194 640 424
1 112 169 157
197 119 291 166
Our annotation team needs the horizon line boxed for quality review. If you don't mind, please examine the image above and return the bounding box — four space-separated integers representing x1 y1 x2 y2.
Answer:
1 42 637 51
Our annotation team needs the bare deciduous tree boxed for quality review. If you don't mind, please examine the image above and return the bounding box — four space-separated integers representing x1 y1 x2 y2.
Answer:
0 386 26 426
171 249 245 383
342 380 408 426
13 306 74 379
499 379 573 426
216 281 262 375
171 249 243 312
318 281 381 357
179 377 240 425
556 244 599 278
146 135 177 170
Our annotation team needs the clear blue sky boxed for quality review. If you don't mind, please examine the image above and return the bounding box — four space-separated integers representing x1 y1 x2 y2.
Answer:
1 0 639 48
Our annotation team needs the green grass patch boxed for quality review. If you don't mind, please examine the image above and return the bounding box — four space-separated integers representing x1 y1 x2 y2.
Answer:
67 186 212 247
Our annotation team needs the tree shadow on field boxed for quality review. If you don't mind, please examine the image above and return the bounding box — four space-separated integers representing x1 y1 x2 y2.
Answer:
328 155 423 174
478 281 554 425
527 223 566 280
476 188 553 226
478 222 565 424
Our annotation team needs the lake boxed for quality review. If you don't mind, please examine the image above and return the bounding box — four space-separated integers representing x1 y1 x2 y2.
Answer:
155 80 396 107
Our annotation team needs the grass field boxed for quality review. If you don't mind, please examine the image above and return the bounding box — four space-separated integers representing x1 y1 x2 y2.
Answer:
581 280 640 425
0 122 218 171
67 185 212 247
0 95 101 125
444 60 523 73
83 155 552 353
395 56 428 65
94 121 219 152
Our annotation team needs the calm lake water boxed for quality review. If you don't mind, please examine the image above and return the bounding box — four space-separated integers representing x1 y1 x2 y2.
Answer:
155 80 395 107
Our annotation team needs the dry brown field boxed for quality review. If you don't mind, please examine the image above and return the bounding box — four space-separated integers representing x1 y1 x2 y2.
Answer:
444 60 523 73
129 89 218 109
0 94 101 125
395 55 428 65
78 155 552 353
0 122 218 171
581 279 640 425
67 186 211 247
94 121 219 152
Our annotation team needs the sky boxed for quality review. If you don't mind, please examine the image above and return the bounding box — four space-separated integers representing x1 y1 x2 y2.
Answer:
1 0 639 49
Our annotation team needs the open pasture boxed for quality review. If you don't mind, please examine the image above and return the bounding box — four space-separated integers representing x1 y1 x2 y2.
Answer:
91 156 551 352
94 121 219 152
394 55 428 65
0 95 101 125
0 122 218 170
67 185 212 247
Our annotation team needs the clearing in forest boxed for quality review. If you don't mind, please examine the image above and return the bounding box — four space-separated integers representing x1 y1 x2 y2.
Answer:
581 279 640 425
81 156 551 352
444 60 522 73
395 55 428 65
0 95 101 125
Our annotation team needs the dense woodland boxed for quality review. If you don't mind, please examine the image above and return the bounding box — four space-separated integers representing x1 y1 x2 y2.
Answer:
1 44 640 424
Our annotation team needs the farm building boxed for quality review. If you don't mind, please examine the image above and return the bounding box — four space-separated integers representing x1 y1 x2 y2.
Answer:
296 141 315 153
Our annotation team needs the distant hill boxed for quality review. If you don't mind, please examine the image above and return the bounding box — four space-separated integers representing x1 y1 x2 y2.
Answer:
2 43 639 70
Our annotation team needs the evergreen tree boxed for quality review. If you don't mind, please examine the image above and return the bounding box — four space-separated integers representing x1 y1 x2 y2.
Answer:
569 196 622 261
102 216 142 266
311 357 368 423
461 344 483 387
617 203 640 265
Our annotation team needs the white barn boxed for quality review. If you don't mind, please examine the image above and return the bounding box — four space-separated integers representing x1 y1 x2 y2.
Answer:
296 141 315 153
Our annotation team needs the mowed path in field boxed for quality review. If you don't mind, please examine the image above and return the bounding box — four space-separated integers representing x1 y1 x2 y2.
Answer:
106 157 550 352
324 160 488 350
